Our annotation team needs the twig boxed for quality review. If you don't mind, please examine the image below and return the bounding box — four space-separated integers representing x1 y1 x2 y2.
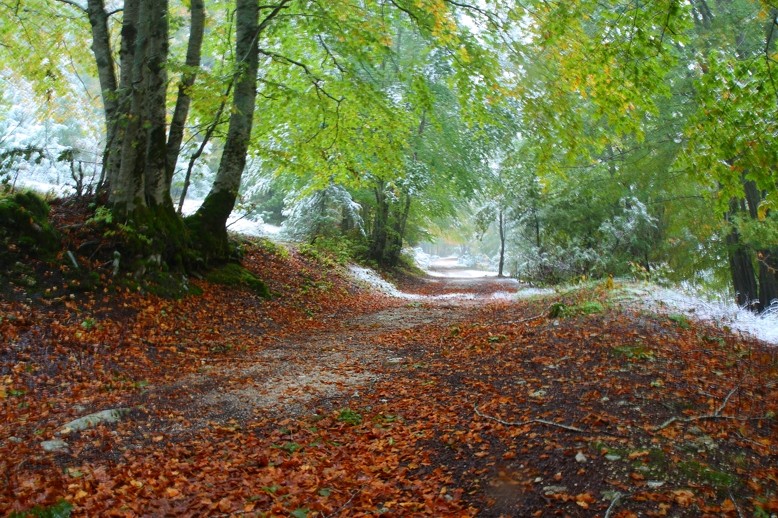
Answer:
716 387 738 416
324 487 362 518
496 304 553 325
604 491 627 518
474 404 587 433
654 386 770 431
729 488 745 518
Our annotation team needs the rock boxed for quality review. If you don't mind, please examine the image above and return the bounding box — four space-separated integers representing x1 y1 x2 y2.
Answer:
647 480 665 489
542 485 568 495
605 454 622 461
41 439 69 452
57 408 132 435
575 452 588 463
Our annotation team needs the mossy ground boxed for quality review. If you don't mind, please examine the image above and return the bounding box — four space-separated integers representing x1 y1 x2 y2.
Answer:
205 262 270 298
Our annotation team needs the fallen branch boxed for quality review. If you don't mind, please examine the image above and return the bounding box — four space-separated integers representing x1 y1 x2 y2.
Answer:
496 304 554 326
654 387 771 431
474 404 587 433
324 487 363 518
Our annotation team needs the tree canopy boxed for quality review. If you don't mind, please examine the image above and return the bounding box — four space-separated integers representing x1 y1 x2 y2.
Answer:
0 0 776 304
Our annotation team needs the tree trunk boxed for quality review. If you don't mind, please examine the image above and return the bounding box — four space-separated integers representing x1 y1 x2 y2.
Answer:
111 0 147 215
726 198 758 308
497 209 506 278
743 178 778 309
85 0 118 192
385 191 412 267
369 182 390 264
104 0 140 195
142 0 171 207
166 0 205 191
189 0 266 263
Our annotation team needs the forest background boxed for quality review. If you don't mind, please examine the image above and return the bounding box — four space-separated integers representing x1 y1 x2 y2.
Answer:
1 0 777 310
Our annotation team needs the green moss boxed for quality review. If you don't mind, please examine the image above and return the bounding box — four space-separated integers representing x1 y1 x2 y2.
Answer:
184 190 235 265
89 202 194 273
669 313 691 330
548 300 604 318
205 262 270 298
0 191 61 263
611 342 655 361
677 460 737 491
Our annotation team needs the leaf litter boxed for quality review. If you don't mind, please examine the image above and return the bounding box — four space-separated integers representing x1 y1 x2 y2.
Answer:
2 240 778 516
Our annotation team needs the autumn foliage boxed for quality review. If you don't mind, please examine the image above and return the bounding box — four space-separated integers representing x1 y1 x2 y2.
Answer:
2 203 778 517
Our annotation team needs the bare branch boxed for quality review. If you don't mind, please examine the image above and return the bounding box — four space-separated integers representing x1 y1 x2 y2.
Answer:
54 0 87 13
654 386 772 431
258 49 344 104
474 404 588 433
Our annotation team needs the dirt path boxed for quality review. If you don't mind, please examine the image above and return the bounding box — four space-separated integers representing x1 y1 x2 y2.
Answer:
5 264 777 517
142 271 521 434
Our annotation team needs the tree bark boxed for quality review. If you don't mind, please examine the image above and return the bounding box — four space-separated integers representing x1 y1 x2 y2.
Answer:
743 178 778 310
189 0 285 262
166 0 205 191
142 0 171 207
104 0 140 195
85 0 118 191
497 209 506 277
386 191 412 267
726 198 758 308
369 181 390 264
111 0 147 215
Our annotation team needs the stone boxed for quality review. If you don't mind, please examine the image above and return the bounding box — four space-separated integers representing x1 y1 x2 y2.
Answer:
57 408 132 435
41 439 69 453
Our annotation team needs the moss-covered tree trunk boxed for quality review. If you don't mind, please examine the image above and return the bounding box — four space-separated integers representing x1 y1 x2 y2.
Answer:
385 192 412 267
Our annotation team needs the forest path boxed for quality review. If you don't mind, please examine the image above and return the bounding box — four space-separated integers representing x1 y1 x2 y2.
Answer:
140 268 523 434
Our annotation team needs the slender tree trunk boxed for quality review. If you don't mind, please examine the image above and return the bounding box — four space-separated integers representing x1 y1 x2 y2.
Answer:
726 198 758 308
189 0 287 262
497 209 506 278
386 192 412 267
743 179 778 309
166 0 205 191
369 182 389 264
85 0 118 192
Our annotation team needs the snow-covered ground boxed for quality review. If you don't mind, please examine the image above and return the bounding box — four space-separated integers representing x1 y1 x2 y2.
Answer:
615 283 778 346
425 256 497 279
11 179 778 345
179 198 281 237
348 265 479 300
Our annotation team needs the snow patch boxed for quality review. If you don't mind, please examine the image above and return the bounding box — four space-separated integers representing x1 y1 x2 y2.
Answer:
617 283 778 346
181 198 281 237
348 265 483 300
